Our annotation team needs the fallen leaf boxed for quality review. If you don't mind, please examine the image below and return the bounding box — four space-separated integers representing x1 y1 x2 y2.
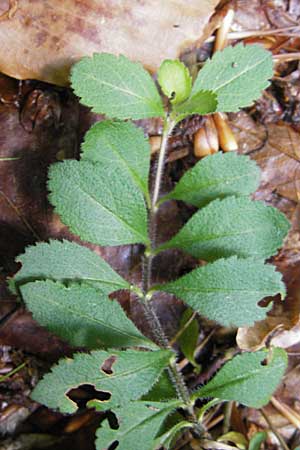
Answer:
0 0 219 86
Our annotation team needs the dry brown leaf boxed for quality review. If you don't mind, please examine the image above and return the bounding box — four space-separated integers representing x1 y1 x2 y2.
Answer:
0 0 219 86
234 119 300 351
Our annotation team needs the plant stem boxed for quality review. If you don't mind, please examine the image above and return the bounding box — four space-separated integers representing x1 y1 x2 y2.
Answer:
151 116 176 212
140 113 206 438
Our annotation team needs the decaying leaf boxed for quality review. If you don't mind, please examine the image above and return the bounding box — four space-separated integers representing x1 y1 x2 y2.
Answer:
0 0 220 86
232 118 300 351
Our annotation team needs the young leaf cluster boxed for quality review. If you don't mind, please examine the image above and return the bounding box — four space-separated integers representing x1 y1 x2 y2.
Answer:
11 44 289 450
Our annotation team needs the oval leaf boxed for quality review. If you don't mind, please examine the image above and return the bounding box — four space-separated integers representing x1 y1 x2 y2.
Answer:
10 239 129 295
21 280 155 350
192 43 273 112
158 197 290 261
158 59 192 104
81 120 150 201
71 53 164 119
158 257 285 327
32 349 172 413
48 160 149 247
193 348 288 408
165 152 260 208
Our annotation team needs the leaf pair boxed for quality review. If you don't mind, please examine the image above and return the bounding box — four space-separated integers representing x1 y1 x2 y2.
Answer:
71 44 273 122
13 240 154 350
150 151 289 327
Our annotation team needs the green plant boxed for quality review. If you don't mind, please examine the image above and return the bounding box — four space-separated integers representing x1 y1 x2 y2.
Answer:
11 44 290 450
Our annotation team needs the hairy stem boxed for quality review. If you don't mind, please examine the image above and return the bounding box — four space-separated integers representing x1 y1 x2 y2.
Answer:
140 114 205 437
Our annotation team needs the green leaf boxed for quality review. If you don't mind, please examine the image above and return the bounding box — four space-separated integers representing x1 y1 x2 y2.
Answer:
71 53 164 119
48 160 149 247
174 89 218 116
10 239 129 295
178 309 200 368
155 421 193 450
159 257 285 327
193 348 288 408
158 197 290 261
158 59 192 105
142 370 176 401
95 400 181 450
218 432 248 449
192 43 273 112
31 349 172 413
165 152 260 208
81 120 150 202
20 280 155 350
248 431 268 450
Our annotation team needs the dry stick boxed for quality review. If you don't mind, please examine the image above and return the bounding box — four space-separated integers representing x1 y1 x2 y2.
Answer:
271 396 300 429
273 52 300 62
260 408 290 450
140 116 206 437
222 401 234 434
205 26 300 43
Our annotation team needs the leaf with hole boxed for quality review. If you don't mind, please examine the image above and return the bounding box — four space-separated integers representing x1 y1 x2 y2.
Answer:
31 349 172 413
193 348 288 408
164 152 260 208
81 120 150 202
94 400 181 450
192 43 273 112
21 280 155 350
159 257 285 327
71 53 164 119
158 197 290 261
48 160 149 247
10 239 129 295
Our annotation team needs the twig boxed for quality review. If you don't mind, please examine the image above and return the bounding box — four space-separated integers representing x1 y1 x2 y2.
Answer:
0 361 27 383
271 397 300 429
222 401 234 434
205 26 300 43
273 52 300 62
260 408 290 450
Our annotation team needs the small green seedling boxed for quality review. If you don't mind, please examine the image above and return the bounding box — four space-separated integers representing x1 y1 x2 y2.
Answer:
11 43 290 450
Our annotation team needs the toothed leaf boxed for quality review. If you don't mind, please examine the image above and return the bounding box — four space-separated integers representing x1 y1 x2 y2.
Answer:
193 348 287 408
192 43 273 112
159 257 285 327
165 152 260 207
21 281 155 350
10 240 129 295
95 400 181 450
81 120 150 201
158 59 192 104
32 349 172 413
48 160 149 247
71 53 164 119
159 197 290 261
